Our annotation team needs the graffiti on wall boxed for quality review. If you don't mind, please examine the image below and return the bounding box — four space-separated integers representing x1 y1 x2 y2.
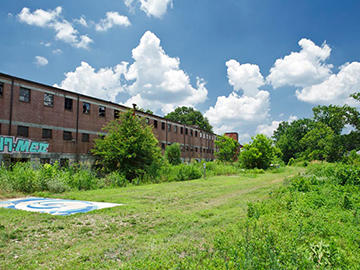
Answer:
0 136 49 153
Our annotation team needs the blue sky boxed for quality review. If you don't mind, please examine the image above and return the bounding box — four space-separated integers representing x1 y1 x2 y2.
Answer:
1 0 360 142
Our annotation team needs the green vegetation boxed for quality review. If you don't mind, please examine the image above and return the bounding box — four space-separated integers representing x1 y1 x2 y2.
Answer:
195 163 360 269
238 134 281 169
164 106 213 132
164 143 181 165
214 135 240 162
91 111 162 181
273 93 360 163
0 167 301 269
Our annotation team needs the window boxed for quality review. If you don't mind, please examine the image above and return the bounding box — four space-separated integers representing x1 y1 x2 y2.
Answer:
63 131 72 141
161 122 165 130
99 106 106 117
167 123 171 132
114 109 120 119
174 126 177 133
146 118 150 124
161 143 165 149
82 133 89 142
64 98 73 110
42 129 52 139
195 131 198 137
190 130 193 136
19 87 30 102
185 128 188 135
0 82 3 97
44 93 54 107
153 120 158 128
180 127 183 134
195 147 198 152
83 102 90 114
17 126 29 137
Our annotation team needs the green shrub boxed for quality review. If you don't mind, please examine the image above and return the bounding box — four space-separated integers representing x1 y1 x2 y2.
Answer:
165 143 181 165
105 171 128 187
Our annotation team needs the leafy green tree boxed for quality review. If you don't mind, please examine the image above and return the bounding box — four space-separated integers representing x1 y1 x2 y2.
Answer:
215 135 240 162
300 122 339 161
91 111 162 181
165 106 213 132
273 119 316 163
165 143 182 165
239 134 280 169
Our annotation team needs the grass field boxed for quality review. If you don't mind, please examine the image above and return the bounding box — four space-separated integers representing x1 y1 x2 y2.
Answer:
0 167 302 269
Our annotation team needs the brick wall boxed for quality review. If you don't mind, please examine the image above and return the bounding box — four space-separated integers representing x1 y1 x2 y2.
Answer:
0 73 216 161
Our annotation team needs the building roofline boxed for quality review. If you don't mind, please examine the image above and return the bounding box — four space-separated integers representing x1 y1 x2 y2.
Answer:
0 72 216 135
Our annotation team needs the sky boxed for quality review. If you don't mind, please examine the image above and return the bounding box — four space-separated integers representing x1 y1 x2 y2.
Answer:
1 0 360 142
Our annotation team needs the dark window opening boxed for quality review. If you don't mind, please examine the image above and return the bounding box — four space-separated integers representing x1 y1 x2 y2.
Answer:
146 118 150 124
180 127 183 134
161 122 165 130
99 106 106 117
167 123 171 132
195 147 198 152
44 93 54 107
114 109 120 119
42 129 52 139
190 130 193 136
0 82 4 97
161 143 165 149
185 128 188 135
82 133 89 142
63 131 72 141
174 126 177 133
19 87 30 103
195 131 198 137
64 98 73 110
83 102 90 114
153 120 158 128
17 126 29 137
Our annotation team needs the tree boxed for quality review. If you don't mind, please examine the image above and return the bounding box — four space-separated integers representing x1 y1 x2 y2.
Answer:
165 106 213 132
91 111 162 181
273 119 316 163
239 134 280 169
165 143 182 165
300 122 339 161
215 135 240 162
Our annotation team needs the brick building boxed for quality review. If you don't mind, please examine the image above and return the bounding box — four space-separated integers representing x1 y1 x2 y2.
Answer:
0 73 216 165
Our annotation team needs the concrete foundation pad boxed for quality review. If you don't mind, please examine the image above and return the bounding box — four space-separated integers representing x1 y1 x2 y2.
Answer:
0 197 122 215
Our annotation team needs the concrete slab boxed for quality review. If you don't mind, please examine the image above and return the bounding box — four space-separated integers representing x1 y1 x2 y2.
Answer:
0 197 122 215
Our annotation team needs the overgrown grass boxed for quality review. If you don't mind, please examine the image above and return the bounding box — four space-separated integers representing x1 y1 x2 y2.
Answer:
184 162 360 269
0 161 267 195
0 166 301 269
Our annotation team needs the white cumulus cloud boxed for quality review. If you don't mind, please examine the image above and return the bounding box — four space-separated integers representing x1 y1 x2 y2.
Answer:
296 62 360 105
95 12 131 31
55 31 206 113
34 56 48 66
17 6 93 49
125 0 173 18
267 38 333 88
123 31 208 113
54 61 128 102
205 59 270 141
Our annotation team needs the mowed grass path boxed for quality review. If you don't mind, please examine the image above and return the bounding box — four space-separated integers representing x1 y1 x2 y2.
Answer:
0 167 302 269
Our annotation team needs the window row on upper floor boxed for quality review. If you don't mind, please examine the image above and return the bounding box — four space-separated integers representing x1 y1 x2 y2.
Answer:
16 125 91 142
4 85 215 140
146 117 215 140
16 86 120 118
